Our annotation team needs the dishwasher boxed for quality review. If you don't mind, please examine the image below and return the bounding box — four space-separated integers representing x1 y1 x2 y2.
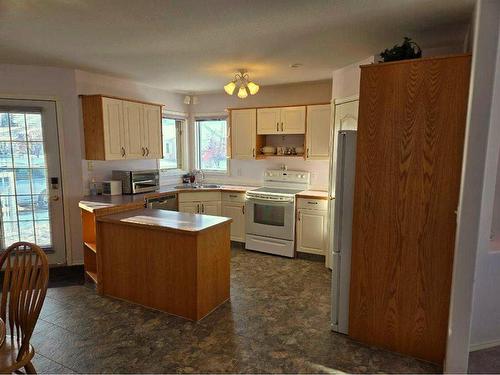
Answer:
145 194 178 211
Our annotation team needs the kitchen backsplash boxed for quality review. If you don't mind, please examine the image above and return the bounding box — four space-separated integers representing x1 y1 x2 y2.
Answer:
82 158 330 195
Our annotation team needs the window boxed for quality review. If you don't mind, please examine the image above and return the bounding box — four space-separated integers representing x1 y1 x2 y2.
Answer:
159 117 183 170
196 118 227 172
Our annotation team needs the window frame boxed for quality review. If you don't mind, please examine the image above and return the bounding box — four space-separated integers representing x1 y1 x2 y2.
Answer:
159 115 186 174
195 117 229 175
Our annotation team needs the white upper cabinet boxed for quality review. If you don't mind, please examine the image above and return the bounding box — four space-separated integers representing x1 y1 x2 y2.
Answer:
306 104 332 160
257 108 281 134
257 106 306 135
231 109 257 159
281 106 306 134
142 104 163 159
101 97 125 160
82 95 163 160
122 101 144 159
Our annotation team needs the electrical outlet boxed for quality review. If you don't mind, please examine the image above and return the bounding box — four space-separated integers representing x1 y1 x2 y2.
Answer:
87 161 94 171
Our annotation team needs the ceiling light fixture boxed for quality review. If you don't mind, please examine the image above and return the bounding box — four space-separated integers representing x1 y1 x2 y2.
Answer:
224 70 259 98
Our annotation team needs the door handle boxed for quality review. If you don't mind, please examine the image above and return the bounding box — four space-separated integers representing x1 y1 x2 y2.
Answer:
141 147 146 156
146 147 150 156
201 203 204 213
121 147 126 157
242 205 245 214
306 148 310 158
276 122 279 132
252 148 256 158
298 211 301 221
51 195 60 202
196 204 200 213
281 122 284 131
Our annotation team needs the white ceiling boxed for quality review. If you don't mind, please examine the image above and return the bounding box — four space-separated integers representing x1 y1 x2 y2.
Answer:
0 0 473 93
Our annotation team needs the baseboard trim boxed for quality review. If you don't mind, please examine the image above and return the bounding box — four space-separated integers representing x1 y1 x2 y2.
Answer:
470 338 500 351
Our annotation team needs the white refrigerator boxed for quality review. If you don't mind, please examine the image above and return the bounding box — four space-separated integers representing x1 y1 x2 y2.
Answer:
331 130 357 334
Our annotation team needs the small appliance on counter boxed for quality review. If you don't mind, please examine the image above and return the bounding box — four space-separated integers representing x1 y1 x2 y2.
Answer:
102 180 122 196
112 169 159 194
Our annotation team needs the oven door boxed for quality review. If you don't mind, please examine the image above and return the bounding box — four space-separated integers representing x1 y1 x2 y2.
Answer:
245 196 295 240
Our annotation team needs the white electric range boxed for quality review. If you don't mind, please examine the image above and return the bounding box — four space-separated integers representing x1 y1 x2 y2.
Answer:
245 169 310 257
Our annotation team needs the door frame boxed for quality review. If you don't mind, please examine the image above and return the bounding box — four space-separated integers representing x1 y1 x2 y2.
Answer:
0 93 71 265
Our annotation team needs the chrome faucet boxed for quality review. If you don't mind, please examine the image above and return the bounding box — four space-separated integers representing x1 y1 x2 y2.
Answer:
193 169 204 187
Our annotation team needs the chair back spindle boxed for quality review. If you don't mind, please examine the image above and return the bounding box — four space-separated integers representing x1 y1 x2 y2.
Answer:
0 242 49 360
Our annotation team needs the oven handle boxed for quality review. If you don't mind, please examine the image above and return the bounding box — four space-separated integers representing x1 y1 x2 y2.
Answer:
245 196 294 204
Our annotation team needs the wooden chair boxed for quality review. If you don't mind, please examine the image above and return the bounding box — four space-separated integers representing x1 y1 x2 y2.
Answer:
0 242 49 374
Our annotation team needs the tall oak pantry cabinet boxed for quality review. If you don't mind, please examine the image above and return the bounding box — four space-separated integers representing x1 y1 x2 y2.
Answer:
348 55 471 365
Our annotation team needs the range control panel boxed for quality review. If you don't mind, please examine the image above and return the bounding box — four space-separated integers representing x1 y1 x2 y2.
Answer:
263 170 311 184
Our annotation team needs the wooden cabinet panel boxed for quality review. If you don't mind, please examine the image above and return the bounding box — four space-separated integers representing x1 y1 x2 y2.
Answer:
201 201 221 216
281 106 306 134
306 104 331 160
222 203 245 242
122 101 144 159
179 202 199 214
82 95 163 160
231 109 256 159
102 97 124 160
257 108 281 134
296 208 327 255
143 104 163 159
349 55 471 364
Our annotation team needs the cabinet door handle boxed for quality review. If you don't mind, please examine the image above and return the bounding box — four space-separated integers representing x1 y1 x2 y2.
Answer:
141 147 146 156
229 194 237 198
276 122 279 132
306 148 310 158
298 211 301 221
252 148 256 158
242 205 245 214
121 147 126 157
196 204 200 213
201 203 204 213
307 201 318 205
146 147 150 157
281 122 284 132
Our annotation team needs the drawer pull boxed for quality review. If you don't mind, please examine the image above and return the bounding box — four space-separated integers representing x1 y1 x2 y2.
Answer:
307 201 318 204
229 194 237 198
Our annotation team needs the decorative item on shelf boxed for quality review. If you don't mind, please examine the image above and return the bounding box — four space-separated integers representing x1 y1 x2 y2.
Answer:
295 146 304 156
261 146 276 155
276 146 285 156
224 69 260 99
380 37 422 63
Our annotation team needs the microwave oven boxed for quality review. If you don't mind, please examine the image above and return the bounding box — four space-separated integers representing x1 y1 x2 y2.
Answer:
112 170 159 194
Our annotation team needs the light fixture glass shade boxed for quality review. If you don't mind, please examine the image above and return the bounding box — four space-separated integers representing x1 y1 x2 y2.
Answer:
183 95 191 104
247 81 259 95
237 86 248 99
224 81 236 95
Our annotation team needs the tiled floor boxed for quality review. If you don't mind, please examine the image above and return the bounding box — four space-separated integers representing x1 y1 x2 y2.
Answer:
31 246 440 374
468 345 500 373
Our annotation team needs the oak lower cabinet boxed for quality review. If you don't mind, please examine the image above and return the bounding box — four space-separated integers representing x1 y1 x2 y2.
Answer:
296 198 328 255
231 109 257 159
221 192 246 243
306 104 332 160
178 192 221 216
81 95 163 160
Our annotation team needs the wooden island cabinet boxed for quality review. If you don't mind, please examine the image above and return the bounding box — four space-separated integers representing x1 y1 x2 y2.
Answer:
96 209 231 321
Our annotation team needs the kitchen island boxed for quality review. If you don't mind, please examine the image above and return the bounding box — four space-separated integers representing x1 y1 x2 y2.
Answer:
95 208 232 321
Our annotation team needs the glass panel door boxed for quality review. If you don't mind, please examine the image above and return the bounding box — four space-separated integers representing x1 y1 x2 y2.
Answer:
0 99 65 264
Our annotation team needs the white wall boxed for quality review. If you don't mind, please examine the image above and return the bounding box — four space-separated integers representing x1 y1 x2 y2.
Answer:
446 0 500 371
193 80 332 190
0 64 83 265
331 56 375 100
76 70 188 193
